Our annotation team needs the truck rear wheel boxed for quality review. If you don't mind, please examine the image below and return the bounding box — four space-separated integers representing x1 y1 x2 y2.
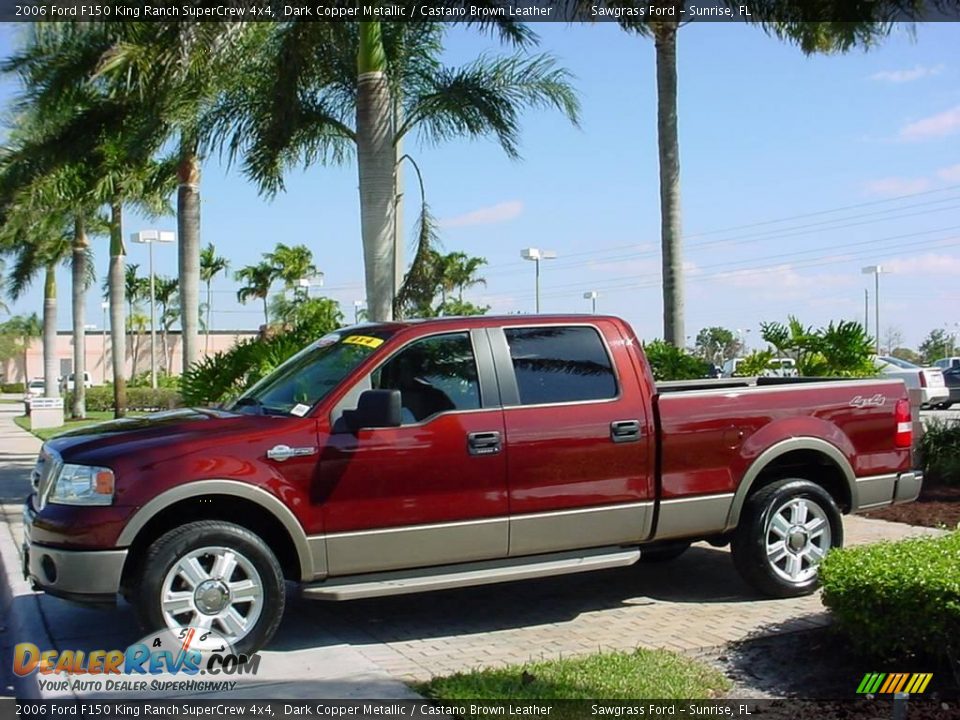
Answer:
134 521 285 654
731 479 842 598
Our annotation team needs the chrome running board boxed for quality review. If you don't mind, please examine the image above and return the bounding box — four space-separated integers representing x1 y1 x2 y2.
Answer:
302 546 640 601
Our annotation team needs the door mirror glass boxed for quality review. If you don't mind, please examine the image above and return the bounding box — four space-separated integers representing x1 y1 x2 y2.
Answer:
343 389 402 431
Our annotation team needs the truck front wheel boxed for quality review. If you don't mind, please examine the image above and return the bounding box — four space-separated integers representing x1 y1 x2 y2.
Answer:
731 479 843 598
134 521 285 654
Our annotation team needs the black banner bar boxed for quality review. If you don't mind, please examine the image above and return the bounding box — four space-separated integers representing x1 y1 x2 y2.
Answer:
0 0 959 23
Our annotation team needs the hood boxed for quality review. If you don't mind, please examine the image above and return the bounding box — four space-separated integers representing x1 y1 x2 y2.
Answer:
46 408 273 466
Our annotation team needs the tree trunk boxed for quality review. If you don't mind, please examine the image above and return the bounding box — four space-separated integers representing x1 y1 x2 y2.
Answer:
162 328 169 375
205 279 212 355
357 21 395 322
654 21 685 346
178 140 201 373
71 216 88 419
109 200 127 418
42 265 58 398
262 296 269 327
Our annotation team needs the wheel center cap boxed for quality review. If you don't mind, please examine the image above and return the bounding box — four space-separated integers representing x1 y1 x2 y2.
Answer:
787 525 808 552
195 579 230 615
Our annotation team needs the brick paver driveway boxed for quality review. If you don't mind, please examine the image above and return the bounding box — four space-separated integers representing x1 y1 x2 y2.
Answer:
281 516 938 682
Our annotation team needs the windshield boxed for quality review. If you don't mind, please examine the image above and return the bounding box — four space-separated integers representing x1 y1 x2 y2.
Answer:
227 330 392 416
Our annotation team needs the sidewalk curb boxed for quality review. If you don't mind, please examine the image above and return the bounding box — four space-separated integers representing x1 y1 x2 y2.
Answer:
0 506 45 699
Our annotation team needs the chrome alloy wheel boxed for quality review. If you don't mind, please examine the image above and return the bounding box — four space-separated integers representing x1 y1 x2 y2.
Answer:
764 498 832 584
160 546 264 645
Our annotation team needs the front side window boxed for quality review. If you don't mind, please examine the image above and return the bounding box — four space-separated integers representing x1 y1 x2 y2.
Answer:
372 332 481 423
504 326 617 405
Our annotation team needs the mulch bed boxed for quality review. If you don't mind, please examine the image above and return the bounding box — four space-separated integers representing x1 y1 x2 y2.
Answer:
862 479 960 529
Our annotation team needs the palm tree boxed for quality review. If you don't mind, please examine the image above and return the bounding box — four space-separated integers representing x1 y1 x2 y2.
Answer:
265 243 318 296
200 243 229 354
1 215 76 397
443 252 488 303
128 311 149 378
566 1 908 344
3 24 174 416
3 314 42 385
14 22 262 375
235 262 276 328
215 21 576 322
154 277 179 375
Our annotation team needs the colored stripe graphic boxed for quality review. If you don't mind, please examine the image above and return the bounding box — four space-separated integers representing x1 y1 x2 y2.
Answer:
860 672 933 694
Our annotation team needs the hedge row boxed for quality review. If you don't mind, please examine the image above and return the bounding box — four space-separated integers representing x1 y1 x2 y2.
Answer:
820 531 960 661
66 386 182 412
1 382 25 393
920 419 960 485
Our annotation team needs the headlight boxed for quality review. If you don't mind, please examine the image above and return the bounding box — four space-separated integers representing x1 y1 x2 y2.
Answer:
48 464 115 506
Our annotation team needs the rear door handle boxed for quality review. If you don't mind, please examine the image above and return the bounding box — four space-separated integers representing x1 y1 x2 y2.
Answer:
467 431 502 456
610 420 641 443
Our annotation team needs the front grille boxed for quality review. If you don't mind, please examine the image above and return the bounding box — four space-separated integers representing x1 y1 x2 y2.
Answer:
32 446 62 510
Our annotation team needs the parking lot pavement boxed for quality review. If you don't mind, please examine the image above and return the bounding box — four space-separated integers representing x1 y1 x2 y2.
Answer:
0 402 943 695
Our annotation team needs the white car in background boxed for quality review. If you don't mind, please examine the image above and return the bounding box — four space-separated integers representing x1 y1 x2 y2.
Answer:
23 378 46 400
934 356 960 372
720 357 798 378
874 356 948 408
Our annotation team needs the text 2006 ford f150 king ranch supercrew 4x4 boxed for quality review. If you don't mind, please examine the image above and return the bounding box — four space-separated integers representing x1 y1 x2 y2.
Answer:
23 315 921 652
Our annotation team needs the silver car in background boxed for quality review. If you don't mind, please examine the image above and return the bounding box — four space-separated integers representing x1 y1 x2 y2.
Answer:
874 355 949 408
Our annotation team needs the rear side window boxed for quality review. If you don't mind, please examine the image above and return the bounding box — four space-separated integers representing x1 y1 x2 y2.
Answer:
504 326 617 405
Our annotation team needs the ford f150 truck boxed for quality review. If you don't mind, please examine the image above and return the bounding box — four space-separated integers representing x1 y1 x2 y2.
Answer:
23 315 921 652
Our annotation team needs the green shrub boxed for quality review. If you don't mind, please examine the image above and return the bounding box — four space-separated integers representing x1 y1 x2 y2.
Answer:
920 419 960 485
66 386 181 412
128 370 180 390
643 340 709 381
820 532 960 662
1 382 25 393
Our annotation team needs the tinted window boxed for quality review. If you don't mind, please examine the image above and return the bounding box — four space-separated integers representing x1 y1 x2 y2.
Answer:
372 333 481 423
504 326 617 405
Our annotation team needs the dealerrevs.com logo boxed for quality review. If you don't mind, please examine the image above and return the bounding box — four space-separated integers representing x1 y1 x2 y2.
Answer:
13 628 261 694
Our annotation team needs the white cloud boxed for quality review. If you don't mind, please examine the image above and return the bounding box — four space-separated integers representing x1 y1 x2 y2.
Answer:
440 200 523 228
709 264 854 299
870 64 944 84
863 177 932 197
937 163 960 183
884 252 960 276
899 105 960 141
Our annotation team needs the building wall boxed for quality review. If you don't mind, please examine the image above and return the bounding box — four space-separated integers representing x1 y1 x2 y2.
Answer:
0 331 260 385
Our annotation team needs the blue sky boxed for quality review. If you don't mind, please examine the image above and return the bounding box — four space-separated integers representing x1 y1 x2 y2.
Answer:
1 21 958 349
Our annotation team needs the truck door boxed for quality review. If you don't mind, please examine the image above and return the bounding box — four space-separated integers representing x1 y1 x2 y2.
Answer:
492 323 656 557
319 330 507 575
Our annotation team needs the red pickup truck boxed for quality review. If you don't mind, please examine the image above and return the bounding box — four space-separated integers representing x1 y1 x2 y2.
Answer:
23 315 920 652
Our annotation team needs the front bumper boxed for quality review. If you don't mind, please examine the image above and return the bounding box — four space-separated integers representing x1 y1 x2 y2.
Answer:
22 502 127 605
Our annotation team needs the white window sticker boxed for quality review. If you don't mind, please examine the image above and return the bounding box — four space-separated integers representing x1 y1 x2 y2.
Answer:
290 403 311 417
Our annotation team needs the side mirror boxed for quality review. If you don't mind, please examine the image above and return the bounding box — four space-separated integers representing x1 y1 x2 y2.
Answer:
343 389 402 431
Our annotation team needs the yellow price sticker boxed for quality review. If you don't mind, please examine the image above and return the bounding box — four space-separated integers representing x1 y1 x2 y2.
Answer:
343 335 384 349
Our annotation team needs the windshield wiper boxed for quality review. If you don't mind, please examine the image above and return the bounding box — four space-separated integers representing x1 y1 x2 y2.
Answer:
232 397 290 417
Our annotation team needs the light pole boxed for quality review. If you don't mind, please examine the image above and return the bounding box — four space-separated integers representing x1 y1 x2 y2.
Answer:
101 301 109 385
862 265 888 355
521 247 557 313
583 291 598 314
354 300 365 324
132 230 175 388
737 328 751 355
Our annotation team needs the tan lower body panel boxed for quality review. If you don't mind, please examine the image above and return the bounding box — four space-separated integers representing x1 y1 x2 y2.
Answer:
653 493 734 541
508 502 653 557
325 518 508 576
854 473 898 510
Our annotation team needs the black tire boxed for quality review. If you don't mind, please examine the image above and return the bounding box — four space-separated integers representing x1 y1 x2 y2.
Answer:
730 479 842 598
640 541 691 563
939 402 953 410
135 520 285 655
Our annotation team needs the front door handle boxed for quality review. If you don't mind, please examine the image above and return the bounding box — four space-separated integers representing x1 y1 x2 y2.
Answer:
467 431 502 456
610 420 641 443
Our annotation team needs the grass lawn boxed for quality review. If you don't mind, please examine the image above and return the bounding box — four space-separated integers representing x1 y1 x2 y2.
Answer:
0 398 24 404
14 410 128 441
415 648 731 700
